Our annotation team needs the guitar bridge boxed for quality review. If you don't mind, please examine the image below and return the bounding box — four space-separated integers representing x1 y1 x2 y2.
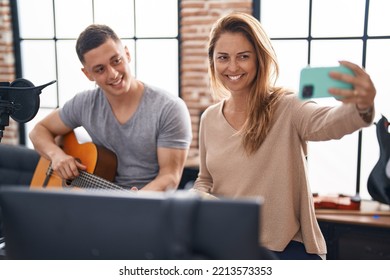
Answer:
42 163 54 188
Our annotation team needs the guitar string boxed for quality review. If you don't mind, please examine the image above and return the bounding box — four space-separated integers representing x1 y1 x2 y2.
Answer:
45 167 128 192
76 171 126 191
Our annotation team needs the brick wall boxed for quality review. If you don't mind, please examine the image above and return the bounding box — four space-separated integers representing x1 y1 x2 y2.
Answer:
0 0 18 144
180 0 252 154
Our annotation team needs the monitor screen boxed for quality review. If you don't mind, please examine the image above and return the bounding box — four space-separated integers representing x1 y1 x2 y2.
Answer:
0 187 270 260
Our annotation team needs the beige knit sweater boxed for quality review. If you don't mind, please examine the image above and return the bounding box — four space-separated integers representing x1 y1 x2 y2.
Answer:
193 93 373 255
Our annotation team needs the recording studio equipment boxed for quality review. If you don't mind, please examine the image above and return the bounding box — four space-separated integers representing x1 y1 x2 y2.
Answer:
0 79 56 142
0 188 275 260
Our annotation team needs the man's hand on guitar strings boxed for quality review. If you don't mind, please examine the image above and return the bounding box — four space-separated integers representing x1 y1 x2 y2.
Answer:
51 153 87 180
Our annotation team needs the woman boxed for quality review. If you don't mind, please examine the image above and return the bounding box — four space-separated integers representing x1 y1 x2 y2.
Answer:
192 12 376 259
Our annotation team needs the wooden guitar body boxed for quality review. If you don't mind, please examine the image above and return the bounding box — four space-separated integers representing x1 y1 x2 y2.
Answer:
30 131 118 190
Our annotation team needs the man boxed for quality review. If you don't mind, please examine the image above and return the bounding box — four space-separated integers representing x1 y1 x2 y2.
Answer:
29 24 192 191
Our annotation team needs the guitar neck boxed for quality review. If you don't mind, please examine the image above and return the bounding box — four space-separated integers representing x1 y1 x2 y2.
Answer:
70 170 126 191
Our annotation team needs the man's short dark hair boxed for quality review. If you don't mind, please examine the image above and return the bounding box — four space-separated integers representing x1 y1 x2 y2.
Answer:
76 24 120 64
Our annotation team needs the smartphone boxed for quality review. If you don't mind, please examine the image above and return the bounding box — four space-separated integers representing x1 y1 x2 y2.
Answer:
298 65 354 99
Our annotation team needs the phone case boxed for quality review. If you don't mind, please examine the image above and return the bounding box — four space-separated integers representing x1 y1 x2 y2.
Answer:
298 65 354 99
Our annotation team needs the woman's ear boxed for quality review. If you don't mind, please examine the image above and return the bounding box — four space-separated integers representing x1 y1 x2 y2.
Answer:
81 67 94 81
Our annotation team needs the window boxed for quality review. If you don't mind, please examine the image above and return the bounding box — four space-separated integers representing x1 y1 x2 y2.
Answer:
255 0 390 200
11 0 179 145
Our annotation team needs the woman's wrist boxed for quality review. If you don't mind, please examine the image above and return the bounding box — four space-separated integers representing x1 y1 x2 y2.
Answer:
357 106 373 114
356 105 373 122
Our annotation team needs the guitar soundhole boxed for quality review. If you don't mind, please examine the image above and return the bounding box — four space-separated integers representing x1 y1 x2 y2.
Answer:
64 179 73 187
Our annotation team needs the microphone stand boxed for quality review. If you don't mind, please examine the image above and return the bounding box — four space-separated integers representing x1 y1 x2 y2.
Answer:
0 82 15 142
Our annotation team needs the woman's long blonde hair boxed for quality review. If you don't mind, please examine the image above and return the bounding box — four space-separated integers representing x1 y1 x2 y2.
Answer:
208 12 285 155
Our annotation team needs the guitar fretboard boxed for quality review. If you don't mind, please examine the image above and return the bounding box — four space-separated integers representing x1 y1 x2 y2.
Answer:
46 165 127 192
69 170 127 191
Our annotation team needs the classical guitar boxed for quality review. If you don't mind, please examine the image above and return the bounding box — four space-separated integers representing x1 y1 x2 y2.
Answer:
30 131 124 191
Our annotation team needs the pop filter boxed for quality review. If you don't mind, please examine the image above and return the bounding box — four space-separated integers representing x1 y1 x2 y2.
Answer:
0 78 56 142
6 79 56 122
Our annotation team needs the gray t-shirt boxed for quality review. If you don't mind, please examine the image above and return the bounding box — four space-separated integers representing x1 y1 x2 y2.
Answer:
59 84 192 188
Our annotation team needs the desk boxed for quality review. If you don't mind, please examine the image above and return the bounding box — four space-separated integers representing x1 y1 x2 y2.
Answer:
316 201 390 260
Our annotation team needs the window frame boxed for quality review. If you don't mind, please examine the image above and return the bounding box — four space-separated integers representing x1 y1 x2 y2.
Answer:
10 0 181 145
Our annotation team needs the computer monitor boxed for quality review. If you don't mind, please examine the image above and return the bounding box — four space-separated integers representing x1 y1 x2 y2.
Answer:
0 187 272 260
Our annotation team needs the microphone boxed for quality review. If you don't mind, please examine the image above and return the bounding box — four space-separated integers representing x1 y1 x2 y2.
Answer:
0 78 56 142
